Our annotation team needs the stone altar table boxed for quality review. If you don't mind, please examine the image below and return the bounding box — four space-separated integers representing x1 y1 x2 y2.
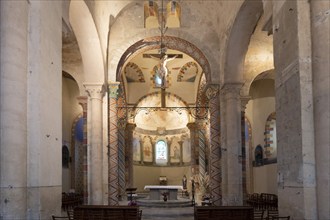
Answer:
144 185 183 200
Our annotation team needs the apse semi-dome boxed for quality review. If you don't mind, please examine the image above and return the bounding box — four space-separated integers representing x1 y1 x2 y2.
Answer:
134 93 189 131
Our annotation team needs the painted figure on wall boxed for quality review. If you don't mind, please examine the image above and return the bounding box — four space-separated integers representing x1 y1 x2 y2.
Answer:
133 137 141 162
143 136 153 162
170 138 181 163
182 137 191 163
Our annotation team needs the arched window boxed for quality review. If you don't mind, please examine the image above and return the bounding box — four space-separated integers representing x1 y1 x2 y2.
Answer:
254 145 263 166
62 145 70 168
155 140 168 165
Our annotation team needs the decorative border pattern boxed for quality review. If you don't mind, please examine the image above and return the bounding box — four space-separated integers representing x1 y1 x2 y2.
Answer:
108 85 119 205
208 84 222 205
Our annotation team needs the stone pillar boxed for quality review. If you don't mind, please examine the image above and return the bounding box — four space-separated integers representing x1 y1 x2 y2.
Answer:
77 96 88 204
222 83 243 205
126 123 136 188
187 123 198 174
311 1 330 219
27 1 62 219
206 84 222 206
0 1 29 219
108 82 120 205
241 96 250 200
84 84 104 205
273 1 317 219
197 121 207 178
118 122 126 199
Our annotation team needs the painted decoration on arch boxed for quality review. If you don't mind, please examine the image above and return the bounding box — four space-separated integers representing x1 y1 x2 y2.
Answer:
177 61 198 82
264 112 277 159
124 62 145 83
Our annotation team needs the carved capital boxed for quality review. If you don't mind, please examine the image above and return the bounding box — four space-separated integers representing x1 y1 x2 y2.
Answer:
221 82 243 100
77 96 88 110
84 83 104 100
187 122 197 132
126 123 136 131
108 82 120 98
206 84 220 100
240 96 251 111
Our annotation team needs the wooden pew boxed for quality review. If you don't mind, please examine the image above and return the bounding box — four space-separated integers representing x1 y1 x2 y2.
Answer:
73 205 142 220
195 206 253 220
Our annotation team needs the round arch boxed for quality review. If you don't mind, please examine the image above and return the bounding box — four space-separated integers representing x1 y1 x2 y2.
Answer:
69 1 105 83
224 0 263 83
115 36 212 83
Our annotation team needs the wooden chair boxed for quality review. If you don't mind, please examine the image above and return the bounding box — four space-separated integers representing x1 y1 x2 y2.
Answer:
266 210 279 220
254 209 265 220
138 210 142 220
67 210 74 220
51 215 69 220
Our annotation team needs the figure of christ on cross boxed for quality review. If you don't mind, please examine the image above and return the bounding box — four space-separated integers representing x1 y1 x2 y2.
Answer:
152 54 177 107
153 54 178 88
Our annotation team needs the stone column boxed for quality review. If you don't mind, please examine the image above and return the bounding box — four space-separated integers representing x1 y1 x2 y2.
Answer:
222 83 243 205
118 124 126 199
206 84 222 206
77 96 88 204
241 96 250 200
0 1 29 219
27 1 62 219
187 123 198 174
197 121 207 179
84 84 104 205
126 123 136 188
273 1 317 219
108 82 120 205
311 1 330 219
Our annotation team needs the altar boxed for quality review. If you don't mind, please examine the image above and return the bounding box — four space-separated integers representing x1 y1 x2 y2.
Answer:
144 185 183 200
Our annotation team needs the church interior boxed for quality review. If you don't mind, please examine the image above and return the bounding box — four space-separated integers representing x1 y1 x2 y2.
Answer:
0 0 329 219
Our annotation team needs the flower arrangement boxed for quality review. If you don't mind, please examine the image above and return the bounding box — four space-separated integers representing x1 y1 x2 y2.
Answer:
161 192 169 201
128 200 137 206
198 172 211 200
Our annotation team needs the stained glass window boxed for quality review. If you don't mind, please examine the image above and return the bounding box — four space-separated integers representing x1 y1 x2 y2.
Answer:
155 140 168 165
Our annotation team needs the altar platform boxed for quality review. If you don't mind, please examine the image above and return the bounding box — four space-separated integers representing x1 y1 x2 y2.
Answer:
144 185 183 200
136 197 193 207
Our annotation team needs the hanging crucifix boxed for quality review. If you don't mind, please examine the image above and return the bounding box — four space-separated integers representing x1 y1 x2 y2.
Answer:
145 51 179 107
143 0 180 108
156 54 177 108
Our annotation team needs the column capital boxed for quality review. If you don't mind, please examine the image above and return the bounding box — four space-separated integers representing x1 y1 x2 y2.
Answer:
221 82 243 100
240 96 251 111
108 82 120 98
206 84 220 100
187 122 197 130
77 96 88 107
126 123 136 131
83 83 104 100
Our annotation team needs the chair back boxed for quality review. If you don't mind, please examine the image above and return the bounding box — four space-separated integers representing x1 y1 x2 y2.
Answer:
271 217 290 220
254 209 265 220
51 215 69 220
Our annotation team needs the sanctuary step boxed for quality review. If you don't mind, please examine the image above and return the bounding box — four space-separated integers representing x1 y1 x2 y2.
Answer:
136 198 193 207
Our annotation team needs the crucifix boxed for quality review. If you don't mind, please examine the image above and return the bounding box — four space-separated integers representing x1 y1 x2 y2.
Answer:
157 54 177 108
143 0 180 108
